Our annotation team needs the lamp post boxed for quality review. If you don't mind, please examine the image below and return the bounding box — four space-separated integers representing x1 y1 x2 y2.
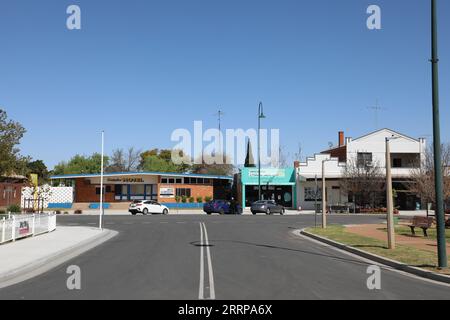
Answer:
385 137 397 250
258 102 266 201
99 131 105 230
431 0 447 268
321 159 329 229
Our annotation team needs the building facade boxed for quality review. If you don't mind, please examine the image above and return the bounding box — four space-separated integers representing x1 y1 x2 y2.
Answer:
51 172 232 205
0 175 27 209
238 167 297 209
296 129 426 211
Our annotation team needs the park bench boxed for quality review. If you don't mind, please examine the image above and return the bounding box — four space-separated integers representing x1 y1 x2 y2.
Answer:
408 216 434 237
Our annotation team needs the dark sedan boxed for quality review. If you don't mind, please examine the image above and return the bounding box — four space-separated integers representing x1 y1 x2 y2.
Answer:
251 200 285 215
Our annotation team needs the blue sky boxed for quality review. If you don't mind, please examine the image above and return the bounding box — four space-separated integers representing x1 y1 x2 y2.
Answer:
1 0 449 169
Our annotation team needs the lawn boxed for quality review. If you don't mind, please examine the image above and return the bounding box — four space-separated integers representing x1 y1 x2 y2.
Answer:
394 225 450 243
305 225 450 275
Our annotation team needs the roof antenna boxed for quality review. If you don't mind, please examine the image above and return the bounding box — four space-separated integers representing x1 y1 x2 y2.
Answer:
367 99 387 129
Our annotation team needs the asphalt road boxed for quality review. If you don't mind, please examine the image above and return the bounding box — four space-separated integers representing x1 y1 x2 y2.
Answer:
1 214 449 300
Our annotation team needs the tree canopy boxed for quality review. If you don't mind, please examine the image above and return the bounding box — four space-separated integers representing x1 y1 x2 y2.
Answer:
0 109 27 176
53 153 109 175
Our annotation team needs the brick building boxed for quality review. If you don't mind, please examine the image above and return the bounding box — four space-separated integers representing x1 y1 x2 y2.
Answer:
0 175 28 209
50 172 232 204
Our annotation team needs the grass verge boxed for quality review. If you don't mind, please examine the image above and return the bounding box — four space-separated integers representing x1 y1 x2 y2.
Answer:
305 225 450 275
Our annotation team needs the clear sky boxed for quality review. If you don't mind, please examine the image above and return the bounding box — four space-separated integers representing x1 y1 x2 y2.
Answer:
1 0 449 169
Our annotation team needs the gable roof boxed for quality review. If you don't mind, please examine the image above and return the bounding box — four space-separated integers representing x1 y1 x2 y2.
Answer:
351 128 422 143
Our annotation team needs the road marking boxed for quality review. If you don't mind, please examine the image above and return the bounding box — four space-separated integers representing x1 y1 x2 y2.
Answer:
198 222 216 300
198 223 204 300
202 222 216 299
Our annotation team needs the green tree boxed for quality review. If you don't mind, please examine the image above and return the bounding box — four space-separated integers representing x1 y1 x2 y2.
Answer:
191 154 235 176
140 155 183 173
53 153 109 175
0 109 26 176
27 160 50 183
139 149 190 173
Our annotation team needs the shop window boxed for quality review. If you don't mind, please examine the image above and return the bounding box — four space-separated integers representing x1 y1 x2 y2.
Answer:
161 178 168 184
176 188 191 197
168 178 175 184
204 179 211 184
175 178 182 184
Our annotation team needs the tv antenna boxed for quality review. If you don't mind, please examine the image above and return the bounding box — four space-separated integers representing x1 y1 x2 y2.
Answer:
213 109 225 156
367 99 387 129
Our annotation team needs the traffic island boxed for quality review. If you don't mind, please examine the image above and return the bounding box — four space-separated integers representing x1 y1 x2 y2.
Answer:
0 226 118 289
300 225 450 283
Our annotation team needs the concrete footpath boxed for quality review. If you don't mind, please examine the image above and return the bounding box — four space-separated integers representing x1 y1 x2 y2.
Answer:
0 226 117 289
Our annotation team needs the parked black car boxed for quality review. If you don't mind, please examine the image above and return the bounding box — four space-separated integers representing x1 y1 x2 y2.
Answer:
251 200 285 215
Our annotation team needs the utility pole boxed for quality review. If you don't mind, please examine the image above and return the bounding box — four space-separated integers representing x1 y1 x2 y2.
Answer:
321 160 327 229
99 131 105 230
431 0 447 268
314 175 318 228
385 137 396 249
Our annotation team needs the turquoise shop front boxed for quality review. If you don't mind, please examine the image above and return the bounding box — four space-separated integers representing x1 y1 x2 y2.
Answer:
240 168 297 209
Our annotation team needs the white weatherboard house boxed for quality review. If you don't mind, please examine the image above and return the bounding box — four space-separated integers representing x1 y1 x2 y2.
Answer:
296 129 426 211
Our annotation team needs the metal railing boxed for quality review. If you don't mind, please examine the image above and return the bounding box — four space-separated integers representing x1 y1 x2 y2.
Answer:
0 213 56 245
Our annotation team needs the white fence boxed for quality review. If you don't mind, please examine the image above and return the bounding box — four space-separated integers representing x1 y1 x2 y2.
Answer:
21 186 74 208
0 213 57 245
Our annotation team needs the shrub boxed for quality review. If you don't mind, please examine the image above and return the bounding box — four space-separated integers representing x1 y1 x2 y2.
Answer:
55 210 62 215
181 196 187 203
196 196 203 203
205 196 212 203
175 195 181 203
189 197 195 203
7 204 21 213
0 210 6 214
74 210 83 214
64 211 69 215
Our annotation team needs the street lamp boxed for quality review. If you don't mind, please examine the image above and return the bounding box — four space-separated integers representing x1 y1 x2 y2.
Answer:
385 136 398 250
99 131 105 230
430 0 447 268
258 102 266 201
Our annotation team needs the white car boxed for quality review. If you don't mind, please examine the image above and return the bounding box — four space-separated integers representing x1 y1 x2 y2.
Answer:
129 200 169 215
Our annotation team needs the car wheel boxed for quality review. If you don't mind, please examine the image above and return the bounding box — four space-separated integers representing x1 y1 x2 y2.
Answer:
163 209 168 215
251 211 256 215
281 208 285 215
219 209 225 215
206 212 212 215
131 212 137 216
266 208 271 215
142 208 149 215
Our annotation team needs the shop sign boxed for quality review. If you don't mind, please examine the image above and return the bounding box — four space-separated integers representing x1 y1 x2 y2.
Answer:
160 187 175 198
248 169 285 178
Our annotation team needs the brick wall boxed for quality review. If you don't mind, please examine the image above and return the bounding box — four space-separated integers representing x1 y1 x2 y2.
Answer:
0 183 24 208
74 178 115 203
158 184 214 203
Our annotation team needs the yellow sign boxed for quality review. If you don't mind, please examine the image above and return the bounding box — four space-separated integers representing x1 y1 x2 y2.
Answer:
30 173 39 210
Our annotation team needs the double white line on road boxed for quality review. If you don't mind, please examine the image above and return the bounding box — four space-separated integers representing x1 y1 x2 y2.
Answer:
199 222 215 300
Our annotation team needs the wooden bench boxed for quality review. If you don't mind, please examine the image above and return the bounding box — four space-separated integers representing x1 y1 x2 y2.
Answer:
409 216 434 237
